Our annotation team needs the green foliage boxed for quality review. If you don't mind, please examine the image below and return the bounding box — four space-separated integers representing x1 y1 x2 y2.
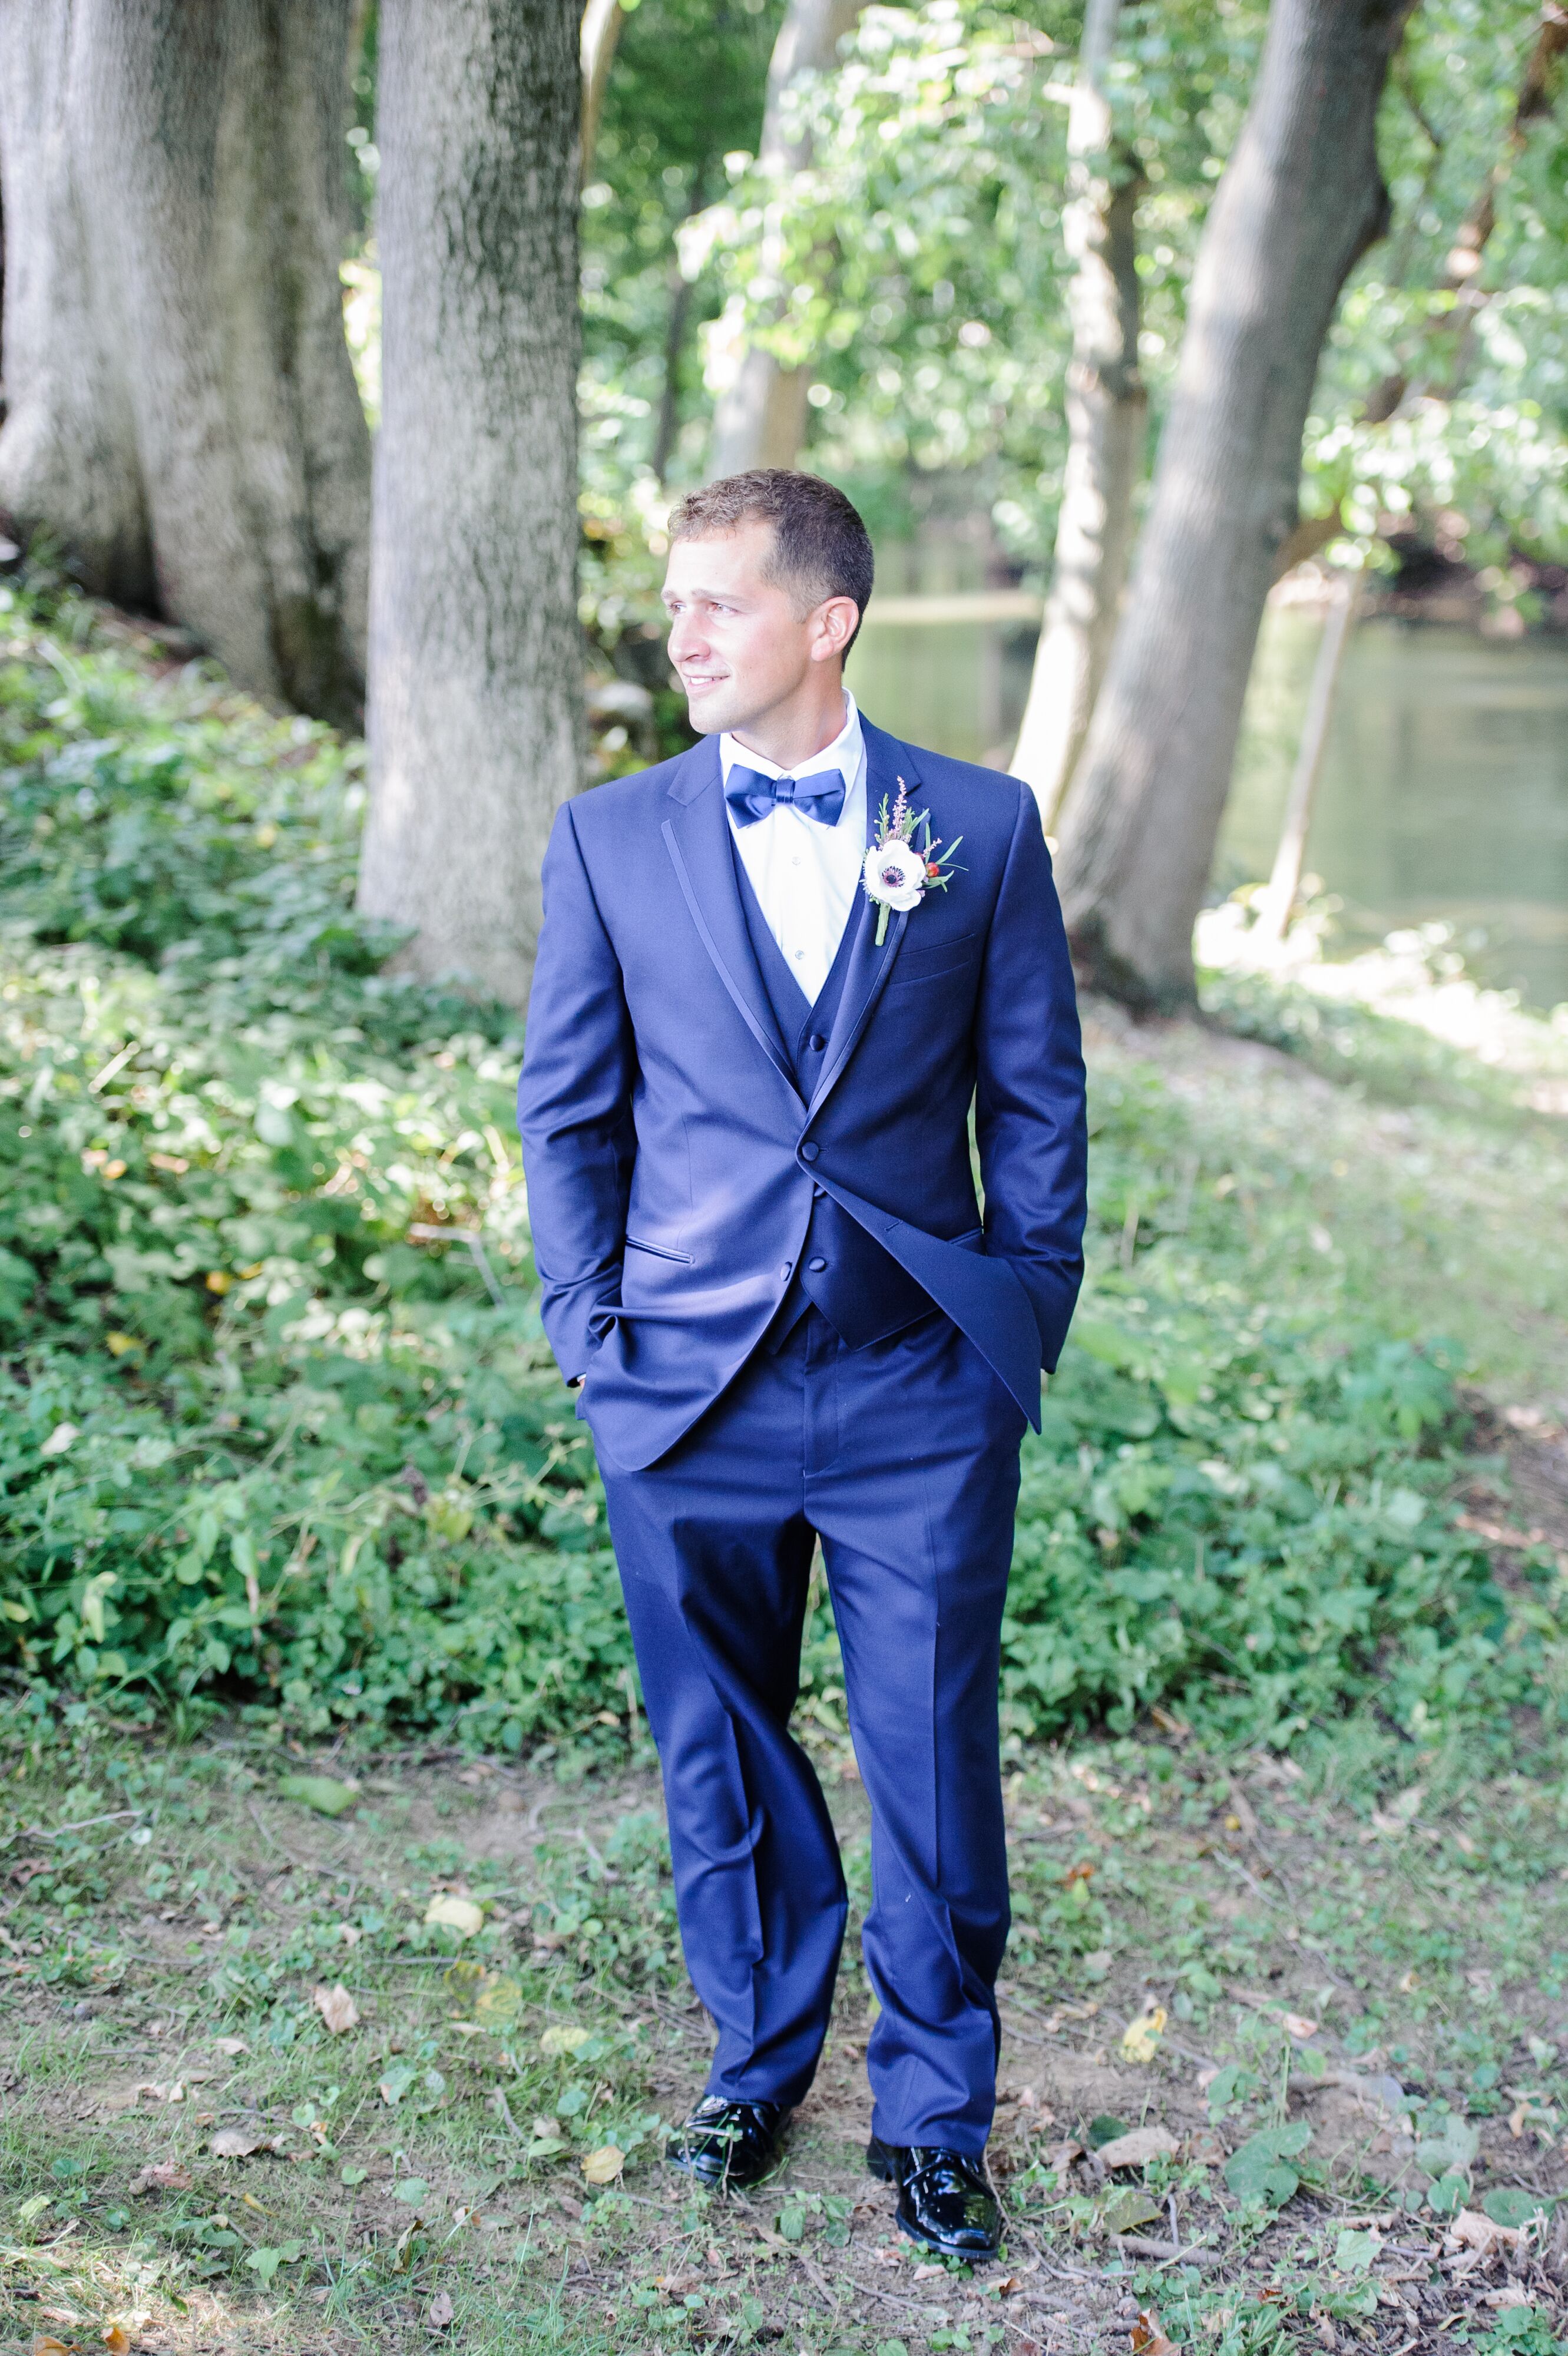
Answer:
1 584 1564 1759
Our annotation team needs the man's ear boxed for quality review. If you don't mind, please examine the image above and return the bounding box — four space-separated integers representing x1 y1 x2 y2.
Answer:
810 594 860 664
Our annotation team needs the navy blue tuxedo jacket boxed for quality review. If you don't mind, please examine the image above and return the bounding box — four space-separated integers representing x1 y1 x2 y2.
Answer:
518 719 1088 1471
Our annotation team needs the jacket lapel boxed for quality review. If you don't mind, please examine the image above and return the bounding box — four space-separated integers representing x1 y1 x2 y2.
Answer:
661 737 804 1108
806 723 920 1120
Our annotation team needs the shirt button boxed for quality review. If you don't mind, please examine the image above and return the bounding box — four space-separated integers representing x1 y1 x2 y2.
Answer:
800 1141 819 1163
793 948 805 961
808 1257 828 1273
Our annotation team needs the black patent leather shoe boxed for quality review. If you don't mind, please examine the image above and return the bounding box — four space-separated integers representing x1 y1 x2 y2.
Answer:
868 2136 1002 2259
668 2094 788 2189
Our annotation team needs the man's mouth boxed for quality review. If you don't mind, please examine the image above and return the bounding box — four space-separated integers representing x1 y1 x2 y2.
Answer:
679 669 726 693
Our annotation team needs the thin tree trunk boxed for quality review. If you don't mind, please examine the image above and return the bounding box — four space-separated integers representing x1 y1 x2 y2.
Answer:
1253 557 1365 944
707 0 865 478
0 0 371 724
357 0 582 1007
1010 0 1144 827
1364 4 1568 422
1053 0 1416 1012
580 0 624 185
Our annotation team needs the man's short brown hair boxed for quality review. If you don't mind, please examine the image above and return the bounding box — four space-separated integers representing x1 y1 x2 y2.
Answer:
668 468 875 654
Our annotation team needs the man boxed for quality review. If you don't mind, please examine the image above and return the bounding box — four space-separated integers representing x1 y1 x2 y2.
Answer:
518 470 1086 2258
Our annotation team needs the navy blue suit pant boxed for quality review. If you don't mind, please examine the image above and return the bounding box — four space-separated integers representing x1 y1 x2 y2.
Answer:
596 1306 1025 2155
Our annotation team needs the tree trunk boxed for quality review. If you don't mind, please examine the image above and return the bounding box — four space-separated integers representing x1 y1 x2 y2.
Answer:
580 0 624 184
1253 555 1365 944
1364 4 1568 422
1053 0 1415 1011
1009 0 1144 828
356 0 582 1007
707 0 865 478
0 0 371 724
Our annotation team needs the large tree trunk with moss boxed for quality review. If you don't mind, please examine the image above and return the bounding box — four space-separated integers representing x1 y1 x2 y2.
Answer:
1053 0 1416 1011
0 0 371 724
707 0 865 479
1009 0 1143 828
356 0 582 1006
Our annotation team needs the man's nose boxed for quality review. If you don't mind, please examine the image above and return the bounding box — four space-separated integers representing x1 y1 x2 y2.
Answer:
669 610 707 664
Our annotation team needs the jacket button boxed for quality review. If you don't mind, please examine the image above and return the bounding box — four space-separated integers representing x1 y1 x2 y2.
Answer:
808 1034 827 1052
800 1141 820 1163
808 1257 828 1273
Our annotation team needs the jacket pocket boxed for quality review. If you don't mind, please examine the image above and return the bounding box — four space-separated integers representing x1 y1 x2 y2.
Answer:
625 1234 694 1265
885 931 980 988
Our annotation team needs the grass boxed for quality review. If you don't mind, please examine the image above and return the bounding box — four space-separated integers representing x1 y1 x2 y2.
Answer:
2 1709 1567 2354
1 568 1566 2351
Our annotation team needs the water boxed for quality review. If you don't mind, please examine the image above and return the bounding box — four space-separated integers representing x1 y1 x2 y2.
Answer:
849 607 1568 1012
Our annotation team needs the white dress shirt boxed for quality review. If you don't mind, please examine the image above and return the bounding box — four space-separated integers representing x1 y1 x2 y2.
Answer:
720 690 867 1005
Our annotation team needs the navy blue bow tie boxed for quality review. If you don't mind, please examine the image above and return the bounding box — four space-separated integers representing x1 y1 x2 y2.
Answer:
725 765 847 829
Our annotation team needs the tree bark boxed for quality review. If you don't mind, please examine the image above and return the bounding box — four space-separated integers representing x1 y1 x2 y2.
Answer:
580 0 625 184
1009 0 1144 829
1053 0 1416 1011
1253 555 1365 944
707 0 865 478
0 0 371 724
357 0 582 1006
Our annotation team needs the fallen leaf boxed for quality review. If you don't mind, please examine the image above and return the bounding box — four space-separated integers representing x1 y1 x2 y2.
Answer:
211 2036 249 2057
1446 2208 1526 2258
913 2262 947 2281
581 2145 625 2185
210 2126 264 2158
1095 2125 1180 2172
1131 2309 1180 2354
276 1772 357 1818
540 2023 593 2056
428 2290 455 2328
424 1894 484 1937
338 1922 363 1947
102 2327 132 2353
474 1975 523 2027
128 2162 192 2195
1279 2012 1319 2040
1120 2007 1168 2065
39 1422 80 1458
32 2338 76 2355
1482 2285 1534 2311
313 1981 359 2034
379 2063 419 2106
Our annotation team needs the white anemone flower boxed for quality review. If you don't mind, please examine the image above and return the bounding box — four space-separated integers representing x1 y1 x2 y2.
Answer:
862 837 927 913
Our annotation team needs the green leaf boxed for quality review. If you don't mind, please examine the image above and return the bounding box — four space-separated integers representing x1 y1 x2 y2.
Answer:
339 2163 369 2186
1484 2187 1553 2231
394 2178 429 2204
246 2246 283 2282
1335 2228 1381 2273
1223 2121 1312 2207
778 2202 808 2242
277 1773 356 1817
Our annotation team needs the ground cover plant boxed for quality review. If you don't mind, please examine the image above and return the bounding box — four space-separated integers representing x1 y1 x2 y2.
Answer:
1 577 1563 1766
2 574 1567 2351
3 1705 1568 2354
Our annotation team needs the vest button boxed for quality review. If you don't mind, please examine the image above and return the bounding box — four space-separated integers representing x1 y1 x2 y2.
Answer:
808 1257 828 1273
808 1034 828 1052
800 1141 820 1163
812 1184 825 1199
781 1263 792 1278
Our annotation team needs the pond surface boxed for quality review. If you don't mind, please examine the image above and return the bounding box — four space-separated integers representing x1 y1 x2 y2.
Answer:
850 608 1568 1012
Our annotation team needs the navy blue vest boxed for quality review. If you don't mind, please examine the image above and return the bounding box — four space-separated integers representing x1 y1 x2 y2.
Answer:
730 840 937 1350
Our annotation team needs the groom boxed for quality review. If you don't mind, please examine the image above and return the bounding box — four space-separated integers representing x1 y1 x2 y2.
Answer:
518 470 1086 2258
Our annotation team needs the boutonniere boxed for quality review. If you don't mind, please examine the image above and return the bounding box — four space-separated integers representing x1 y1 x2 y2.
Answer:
861 776 962 945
